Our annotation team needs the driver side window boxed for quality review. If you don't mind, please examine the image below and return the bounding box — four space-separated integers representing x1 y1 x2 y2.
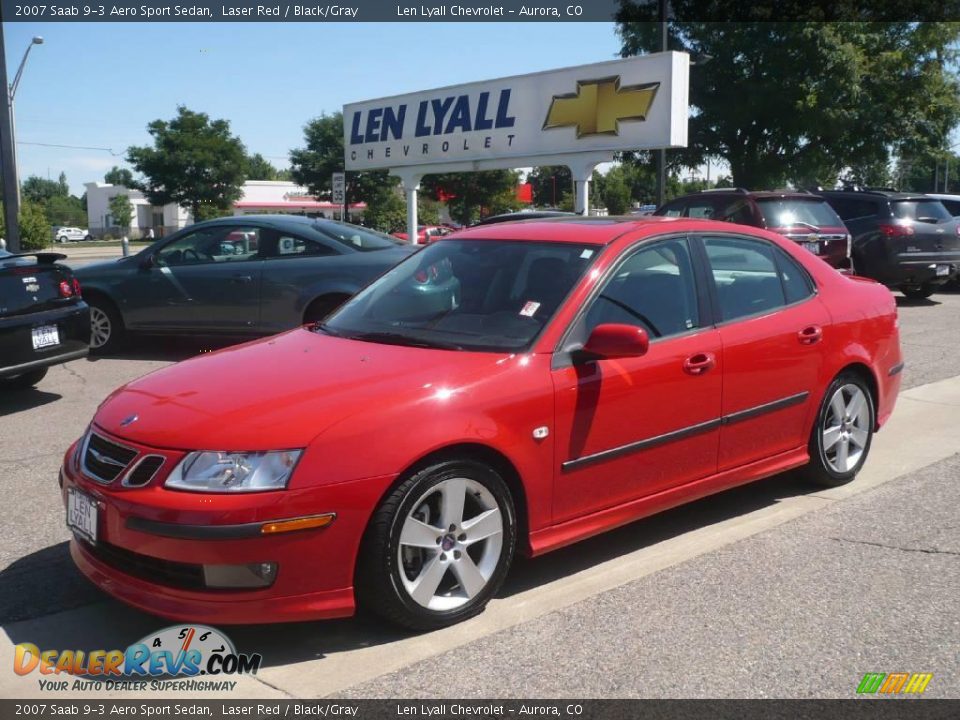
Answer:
156 227 261 266
583 238 700 341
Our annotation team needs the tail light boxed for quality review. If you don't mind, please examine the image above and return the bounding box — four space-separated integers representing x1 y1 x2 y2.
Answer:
58 280 74 298
878 223 914 237
73 278 81 297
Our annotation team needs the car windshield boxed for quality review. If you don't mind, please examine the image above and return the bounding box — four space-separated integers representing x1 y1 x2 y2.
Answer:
756 199 843 228
891 200 953 223
320 239 599 352
309 220 402 251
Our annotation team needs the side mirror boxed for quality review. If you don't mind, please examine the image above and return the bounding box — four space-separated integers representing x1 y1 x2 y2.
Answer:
139 254 156 270
577 323 650 362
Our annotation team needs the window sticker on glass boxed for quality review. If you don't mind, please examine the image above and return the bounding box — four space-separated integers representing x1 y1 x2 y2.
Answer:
520 301 541 317
580 249 595 259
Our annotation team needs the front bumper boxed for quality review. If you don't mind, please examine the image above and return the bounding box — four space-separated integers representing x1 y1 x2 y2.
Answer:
60 435 394 624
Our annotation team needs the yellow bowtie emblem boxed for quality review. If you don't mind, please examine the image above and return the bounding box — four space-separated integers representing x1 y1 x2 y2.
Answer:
543 76 660 138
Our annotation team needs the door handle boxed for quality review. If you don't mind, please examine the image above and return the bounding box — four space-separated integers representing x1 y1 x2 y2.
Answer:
230 275 254 284
798 325 823 345
683 352 716 376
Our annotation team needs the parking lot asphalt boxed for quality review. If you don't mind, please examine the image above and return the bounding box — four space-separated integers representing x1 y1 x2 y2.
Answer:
0 288 957 699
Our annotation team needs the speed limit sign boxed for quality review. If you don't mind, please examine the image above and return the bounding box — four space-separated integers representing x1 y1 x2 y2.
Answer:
332 173 345 204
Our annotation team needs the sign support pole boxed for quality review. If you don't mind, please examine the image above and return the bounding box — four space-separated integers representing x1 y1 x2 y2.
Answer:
396 170 422 245
568 157 602 216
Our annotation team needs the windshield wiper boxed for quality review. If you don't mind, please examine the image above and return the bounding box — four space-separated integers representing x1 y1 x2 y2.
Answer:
350 331 464 351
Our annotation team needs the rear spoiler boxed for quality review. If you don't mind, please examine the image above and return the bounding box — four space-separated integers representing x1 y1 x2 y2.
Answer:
0 251 67 264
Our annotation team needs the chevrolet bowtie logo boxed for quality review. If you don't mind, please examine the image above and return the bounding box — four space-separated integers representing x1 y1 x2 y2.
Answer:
543 76 660 138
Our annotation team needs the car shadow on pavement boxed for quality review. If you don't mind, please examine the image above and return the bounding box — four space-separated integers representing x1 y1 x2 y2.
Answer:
2 469 822 667
895 296 941 308
0 388 62 417
84 336 243 364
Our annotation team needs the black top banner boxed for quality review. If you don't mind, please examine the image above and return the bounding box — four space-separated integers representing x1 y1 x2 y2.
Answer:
0 0 958 22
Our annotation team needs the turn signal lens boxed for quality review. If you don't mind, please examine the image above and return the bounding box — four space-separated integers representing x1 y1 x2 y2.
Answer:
260 513 336 535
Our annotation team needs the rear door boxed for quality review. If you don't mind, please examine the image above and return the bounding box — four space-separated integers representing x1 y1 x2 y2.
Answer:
125 225 266 332
698 233 829 471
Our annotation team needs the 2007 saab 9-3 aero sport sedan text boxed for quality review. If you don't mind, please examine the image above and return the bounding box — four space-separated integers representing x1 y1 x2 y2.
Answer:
60 217 903 630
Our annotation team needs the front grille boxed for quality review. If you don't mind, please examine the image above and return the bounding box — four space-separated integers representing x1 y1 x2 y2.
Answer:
123 455 165 487
83 432 138 484
81 539 205 591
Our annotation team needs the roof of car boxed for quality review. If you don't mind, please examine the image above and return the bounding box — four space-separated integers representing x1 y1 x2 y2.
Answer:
447 215 698 245
816 188 931 201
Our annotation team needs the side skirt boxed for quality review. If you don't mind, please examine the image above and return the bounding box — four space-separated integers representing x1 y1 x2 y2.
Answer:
529 446 810 557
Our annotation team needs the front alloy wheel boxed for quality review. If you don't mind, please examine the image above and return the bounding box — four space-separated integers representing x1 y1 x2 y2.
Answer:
359 460 516 630
804 373 875 487
87 299 125 353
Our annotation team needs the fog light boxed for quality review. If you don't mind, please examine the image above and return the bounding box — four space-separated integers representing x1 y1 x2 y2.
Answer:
203 562 277 589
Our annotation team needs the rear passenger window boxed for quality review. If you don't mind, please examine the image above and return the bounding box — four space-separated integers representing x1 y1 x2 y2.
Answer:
776 250 815 304
828 197 877 221
703 237 786 321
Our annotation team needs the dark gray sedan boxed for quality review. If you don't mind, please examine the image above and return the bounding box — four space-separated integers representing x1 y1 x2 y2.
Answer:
73 215 415 351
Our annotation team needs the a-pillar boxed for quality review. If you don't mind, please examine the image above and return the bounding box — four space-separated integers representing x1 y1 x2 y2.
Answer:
395 170 424 245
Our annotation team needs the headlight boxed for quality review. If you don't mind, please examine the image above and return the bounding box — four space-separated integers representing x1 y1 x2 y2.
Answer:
165 450 302 493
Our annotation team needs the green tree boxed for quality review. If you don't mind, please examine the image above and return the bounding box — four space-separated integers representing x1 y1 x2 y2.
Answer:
109 193 134 233
615 14 960 188
104 166 135 187
247 153 279 181
289 112 394 204
19 200 51 251
127 106 249 221
362 187 407 233
603 167 633 214
45 195 86 227
22 175 67 205
422 170 520 225
528 166 573 208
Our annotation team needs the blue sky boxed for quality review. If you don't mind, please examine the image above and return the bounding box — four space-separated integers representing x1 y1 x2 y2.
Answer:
3 22 622 195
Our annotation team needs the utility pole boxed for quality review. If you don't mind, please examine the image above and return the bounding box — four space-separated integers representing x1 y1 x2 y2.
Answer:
654 0 668 208
0 21 21 251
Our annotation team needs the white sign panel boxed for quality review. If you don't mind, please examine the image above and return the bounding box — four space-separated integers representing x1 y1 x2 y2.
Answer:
332 172 345 204
343 52 688 172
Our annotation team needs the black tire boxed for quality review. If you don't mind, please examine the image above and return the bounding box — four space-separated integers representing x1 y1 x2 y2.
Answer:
303 294 349 324
357 459 517 631
802 372 875 487
901 284 935 300
0 367 48 390
57 236 68 244
87 296 126 354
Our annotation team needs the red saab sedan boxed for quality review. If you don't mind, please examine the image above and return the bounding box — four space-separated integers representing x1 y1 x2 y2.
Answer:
61 217 903 630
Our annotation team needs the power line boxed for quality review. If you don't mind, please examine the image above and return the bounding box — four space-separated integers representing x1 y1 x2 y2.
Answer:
16 141 125 156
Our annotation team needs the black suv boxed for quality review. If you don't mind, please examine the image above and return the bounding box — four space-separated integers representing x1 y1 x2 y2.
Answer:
654 189 851 269
814 188 960 299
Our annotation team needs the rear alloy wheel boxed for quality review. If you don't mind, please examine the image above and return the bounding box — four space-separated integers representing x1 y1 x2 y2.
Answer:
0 367 48 390
901 284 935 300
88 299 125 353
358 460 516 630
803 373 875 487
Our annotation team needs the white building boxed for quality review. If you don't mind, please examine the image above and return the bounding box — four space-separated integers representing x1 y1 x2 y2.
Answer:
85 180 365 239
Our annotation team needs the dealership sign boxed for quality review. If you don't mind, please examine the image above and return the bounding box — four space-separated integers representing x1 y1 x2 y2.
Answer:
343 52 689 172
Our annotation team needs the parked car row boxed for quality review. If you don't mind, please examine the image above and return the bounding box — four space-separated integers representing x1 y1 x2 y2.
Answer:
655 187 960 299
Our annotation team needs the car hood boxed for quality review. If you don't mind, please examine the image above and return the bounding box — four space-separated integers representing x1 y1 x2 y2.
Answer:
93 328 519 450
73 257 129 274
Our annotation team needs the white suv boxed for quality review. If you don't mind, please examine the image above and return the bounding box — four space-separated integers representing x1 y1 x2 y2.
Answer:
55 227 92 243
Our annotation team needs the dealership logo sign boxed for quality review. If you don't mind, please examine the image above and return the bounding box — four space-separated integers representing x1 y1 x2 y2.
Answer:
343 52 689 173
543 77 660 138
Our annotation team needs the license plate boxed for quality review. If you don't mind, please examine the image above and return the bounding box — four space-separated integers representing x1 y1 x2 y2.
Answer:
802 242 820 255
936 264 950 277
67 488 98 544
32 324 60 350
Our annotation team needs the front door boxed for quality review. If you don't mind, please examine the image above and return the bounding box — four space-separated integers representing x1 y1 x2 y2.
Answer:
124 225 266 332
551 237 722 523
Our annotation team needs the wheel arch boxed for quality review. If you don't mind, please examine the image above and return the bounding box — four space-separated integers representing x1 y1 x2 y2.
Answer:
835 361 880 429
363 442 532 558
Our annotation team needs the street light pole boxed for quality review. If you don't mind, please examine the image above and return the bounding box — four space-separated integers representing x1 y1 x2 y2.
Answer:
0 32 43 253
